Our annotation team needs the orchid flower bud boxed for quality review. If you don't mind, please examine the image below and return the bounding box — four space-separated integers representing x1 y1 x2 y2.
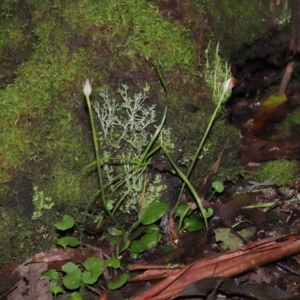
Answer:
83 78 92 97
223 77 237 93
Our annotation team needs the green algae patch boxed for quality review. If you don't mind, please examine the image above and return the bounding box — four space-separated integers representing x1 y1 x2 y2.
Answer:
252 159 298 186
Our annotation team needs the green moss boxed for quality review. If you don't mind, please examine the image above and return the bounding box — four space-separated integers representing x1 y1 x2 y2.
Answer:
287 109 300 124
0 207 56 268
252 159 298 186
64 0 196 71
282 108 300 132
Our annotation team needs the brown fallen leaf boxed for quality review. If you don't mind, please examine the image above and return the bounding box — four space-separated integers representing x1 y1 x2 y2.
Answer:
28 247 97 270
1 246 100 299
7 262 51 300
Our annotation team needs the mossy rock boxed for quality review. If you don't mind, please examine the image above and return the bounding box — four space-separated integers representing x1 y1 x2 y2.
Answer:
0 0 243 266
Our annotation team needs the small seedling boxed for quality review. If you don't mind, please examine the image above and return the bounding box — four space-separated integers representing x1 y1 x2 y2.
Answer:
209 180 224 201
44 257 103 300
44 215 131 298
54 214 80 248
175 203 213 232
128 201 169 257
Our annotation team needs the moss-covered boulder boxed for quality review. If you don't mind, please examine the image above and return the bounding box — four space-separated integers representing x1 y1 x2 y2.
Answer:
0 0 242 267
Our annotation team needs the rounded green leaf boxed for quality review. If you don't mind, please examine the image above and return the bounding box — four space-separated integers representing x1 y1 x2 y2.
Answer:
107 226 123 236
82 257 102 285
42 269 59 285
130 231 162 253
62 262 80 274
68 291 82 300
130 240 148 253
49 285 63 296
140 231 162 249
203 207 214 218
57 237 80 248
55 215 75 230
138 201 169 225
83 257 102 277
175 204 189 217
82 270 96 285
107 274 130 290
105 257 120 269
63 274 81 290
212 181 224 193
183 215 204 232
62 262 81 290
144 224 159 234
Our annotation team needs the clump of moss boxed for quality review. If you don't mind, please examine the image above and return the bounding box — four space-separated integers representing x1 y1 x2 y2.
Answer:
282 108 300 132
252 159 298 186
0 206 56 268
68 0 197 71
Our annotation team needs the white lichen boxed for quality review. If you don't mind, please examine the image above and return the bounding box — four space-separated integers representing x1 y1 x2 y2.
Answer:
93 84 162 214
203 42 231 104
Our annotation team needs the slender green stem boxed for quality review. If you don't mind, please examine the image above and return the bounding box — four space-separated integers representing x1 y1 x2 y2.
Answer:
176 90 227 210
84 94 120 226
162 146 209 229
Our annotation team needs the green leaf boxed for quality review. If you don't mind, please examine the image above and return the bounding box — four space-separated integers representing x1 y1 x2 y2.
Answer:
175 204 190 217
107 274 130 290
68 292 82 300
203 207 214 219
107 236 122 244
211 181 224 193
140 230 162 249
183 215 205 232
62 262 81 290
144 224 159 234
82 257 102 284
130 240 147 253
82 270 97 285
107 226 123 236
105 257 121 269
42 269 59 285
262 93 287 107
62 262 80 273
55 215 75 230
138 201 169 225
57 237 80 248
120 240 131 253
49 285 63 295
130 230 162 253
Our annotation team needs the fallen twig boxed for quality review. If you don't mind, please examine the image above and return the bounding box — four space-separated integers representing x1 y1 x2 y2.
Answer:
131 234 300 300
